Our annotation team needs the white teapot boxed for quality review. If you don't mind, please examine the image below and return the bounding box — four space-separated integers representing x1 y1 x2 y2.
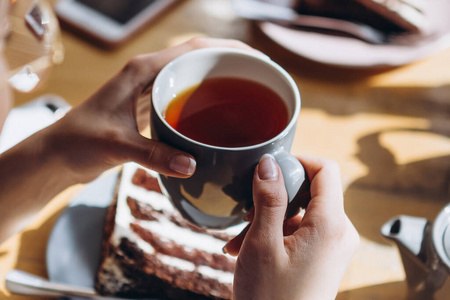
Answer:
382 203 450 298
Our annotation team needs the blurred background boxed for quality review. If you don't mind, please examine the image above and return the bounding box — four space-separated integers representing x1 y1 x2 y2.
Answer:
1 0 450 299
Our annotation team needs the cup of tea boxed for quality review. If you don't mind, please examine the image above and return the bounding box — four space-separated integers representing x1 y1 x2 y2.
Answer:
151 47 310 229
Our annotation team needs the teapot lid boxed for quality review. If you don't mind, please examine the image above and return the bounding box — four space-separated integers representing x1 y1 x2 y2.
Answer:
433 204 450 269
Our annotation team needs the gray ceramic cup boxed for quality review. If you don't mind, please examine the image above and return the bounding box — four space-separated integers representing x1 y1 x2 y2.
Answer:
151 47 310 229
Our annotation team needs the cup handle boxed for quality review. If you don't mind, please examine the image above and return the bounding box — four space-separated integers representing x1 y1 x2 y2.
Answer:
272 150 311 219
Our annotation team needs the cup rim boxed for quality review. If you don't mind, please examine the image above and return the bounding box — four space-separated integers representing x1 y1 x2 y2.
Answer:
152 47 301 151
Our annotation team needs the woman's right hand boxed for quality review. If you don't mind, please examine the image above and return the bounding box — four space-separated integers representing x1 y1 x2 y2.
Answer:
226 155 360 300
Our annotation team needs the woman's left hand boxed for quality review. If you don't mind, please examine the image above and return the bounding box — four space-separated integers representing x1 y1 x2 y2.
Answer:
0 37 264 243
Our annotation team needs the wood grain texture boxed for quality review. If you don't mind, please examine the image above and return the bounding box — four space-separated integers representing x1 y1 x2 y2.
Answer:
2 0 450 299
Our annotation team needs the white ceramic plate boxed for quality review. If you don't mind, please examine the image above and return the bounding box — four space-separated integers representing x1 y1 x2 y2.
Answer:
46 171 119 300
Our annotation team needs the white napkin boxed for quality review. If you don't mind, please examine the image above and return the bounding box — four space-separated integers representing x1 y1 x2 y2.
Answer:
0 94 71 153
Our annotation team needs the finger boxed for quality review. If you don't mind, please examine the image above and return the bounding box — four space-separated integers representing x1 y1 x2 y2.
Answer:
243 206 254 222
296 155 344 215
283 215 303 236
247 154 288 248
116 37 266 97
222 207 255 256
90 38 265 109
222 223 251 257
287 156 348 246
126 133 196 178
152 37 266 71
136 95 151 132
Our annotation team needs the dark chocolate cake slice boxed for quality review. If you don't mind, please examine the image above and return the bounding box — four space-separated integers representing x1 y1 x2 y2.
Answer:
95 163 244 300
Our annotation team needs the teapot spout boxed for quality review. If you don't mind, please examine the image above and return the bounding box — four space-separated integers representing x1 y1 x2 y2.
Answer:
381 215 429 259
381 215 447 295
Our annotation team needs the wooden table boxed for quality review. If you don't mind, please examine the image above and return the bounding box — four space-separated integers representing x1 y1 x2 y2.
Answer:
1 0 450 299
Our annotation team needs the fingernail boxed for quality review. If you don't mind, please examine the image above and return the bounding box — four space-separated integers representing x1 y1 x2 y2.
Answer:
222 244 229 254
169 154 196 175
258 154 278 180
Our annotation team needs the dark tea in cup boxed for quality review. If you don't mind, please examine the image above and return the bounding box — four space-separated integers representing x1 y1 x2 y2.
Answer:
163 77 289 148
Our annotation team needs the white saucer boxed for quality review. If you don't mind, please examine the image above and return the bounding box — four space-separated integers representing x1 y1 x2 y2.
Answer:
46 172 119 299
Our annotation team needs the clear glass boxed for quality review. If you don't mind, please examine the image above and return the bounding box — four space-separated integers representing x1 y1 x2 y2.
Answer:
3 0 64 93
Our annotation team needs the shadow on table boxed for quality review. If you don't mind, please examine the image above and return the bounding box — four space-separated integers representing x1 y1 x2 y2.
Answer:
344 128 449 245
296 80 450 122
298 84 450 121
337 279 450 300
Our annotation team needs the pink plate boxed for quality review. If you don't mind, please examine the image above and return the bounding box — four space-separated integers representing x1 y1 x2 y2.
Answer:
257 0 450 68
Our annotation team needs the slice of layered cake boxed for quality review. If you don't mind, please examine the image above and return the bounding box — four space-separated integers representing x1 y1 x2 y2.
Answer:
294 0 426 34
95 162 244 300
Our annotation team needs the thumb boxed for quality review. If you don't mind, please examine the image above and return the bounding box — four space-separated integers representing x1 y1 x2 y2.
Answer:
248 154 288 245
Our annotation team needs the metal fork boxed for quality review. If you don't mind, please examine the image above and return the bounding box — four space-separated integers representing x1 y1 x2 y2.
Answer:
233 0 389 44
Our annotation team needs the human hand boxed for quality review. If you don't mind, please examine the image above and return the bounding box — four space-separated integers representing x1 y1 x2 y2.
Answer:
226 155 359 300
41 38 262 184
